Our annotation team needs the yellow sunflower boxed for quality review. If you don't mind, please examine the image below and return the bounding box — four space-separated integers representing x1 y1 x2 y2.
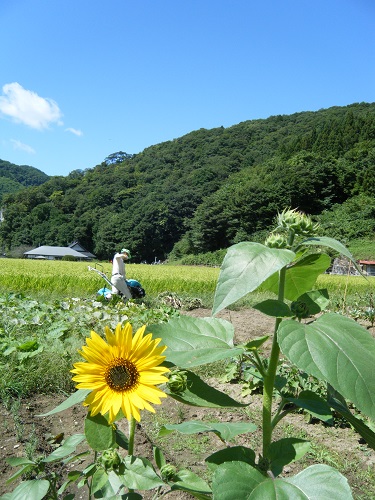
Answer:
71 323 169 423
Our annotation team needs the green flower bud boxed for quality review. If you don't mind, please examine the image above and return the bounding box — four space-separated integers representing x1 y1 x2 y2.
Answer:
264 233 288 249
160 463 178 481
298 214 320 236
167 370 188 394
291 300 310 319
276 209 318 237
98 448 121 470
277 208 300 230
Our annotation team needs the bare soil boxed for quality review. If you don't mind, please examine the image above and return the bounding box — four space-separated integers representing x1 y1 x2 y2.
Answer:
1 309 374 499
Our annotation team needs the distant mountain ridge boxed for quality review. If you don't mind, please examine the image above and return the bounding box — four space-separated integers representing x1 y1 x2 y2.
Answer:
0 159 49 203
1 102 375 261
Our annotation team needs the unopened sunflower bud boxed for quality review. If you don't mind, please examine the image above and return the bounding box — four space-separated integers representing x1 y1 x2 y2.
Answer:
276 209 318 237
291 300 309 319
298 214 319 236
167 370 188 394
160 463 178 481
264 233 288 249
98 448 121 470
277 208 300 230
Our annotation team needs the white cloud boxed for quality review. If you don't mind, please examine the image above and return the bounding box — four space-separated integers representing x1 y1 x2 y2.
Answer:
0 82 63 129
65 127 83 136
10 139 36 154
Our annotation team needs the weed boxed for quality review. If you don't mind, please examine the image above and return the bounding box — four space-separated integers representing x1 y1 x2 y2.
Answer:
280 422 307 441
308 442 340 468
24 425 39 461
193 360 229 381
176 403 186 423
10 398 24 442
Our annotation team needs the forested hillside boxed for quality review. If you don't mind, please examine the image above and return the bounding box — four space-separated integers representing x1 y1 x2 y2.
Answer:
1 102 375 261
0 159 50 204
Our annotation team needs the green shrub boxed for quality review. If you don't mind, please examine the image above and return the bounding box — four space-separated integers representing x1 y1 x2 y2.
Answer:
61 255 78 261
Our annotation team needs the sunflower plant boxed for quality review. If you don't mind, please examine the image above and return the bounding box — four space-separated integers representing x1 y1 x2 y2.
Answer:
146 209 375 499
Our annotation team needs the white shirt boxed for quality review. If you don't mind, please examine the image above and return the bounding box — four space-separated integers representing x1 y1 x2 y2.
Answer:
112 253 126 277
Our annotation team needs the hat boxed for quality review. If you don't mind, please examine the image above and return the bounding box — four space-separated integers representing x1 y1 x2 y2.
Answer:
121 248 131 259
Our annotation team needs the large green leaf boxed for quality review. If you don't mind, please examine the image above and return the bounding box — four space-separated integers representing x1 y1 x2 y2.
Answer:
262 253 331 301
122 456 164 490
212 242 295 315
148 316 244 368
283 464 353 499
159 421 256 441
37 389 90 416
2 479 50 500
167 370 247 407
299 236 363 274
279 313 375 420
212 462 352 499
85 412 116 451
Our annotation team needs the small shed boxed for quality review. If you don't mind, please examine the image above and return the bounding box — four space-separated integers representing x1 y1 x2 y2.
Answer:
359 260 375 276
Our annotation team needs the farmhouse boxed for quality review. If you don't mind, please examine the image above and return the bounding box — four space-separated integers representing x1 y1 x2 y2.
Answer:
330 257 375 276
359 260 375 276
24 241 96 261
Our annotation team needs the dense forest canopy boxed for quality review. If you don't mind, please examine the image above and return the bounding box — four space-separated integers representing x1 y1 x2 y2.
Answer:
1 102 375 261
0 159 50 204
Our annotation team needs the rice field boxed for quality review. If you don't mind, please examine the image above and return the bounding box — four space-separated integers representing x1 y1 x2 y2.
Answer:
0 259 220 298
0 258 374 305
317 273 375 298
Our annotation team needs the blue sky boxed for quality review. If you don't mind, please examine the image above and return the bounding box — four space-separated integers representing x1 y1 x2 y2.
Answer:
1 0 374 176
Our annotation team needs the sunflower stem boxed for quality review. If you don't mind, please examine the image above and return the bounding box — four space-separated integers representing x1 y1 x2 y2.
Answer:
127 417 137 494
128 416 136 456
88 451 97 499
262 265 286 459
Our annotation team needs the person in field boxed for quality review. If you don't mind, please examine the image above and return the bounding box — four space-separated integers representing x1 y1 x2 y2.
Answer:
111 248 132 300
